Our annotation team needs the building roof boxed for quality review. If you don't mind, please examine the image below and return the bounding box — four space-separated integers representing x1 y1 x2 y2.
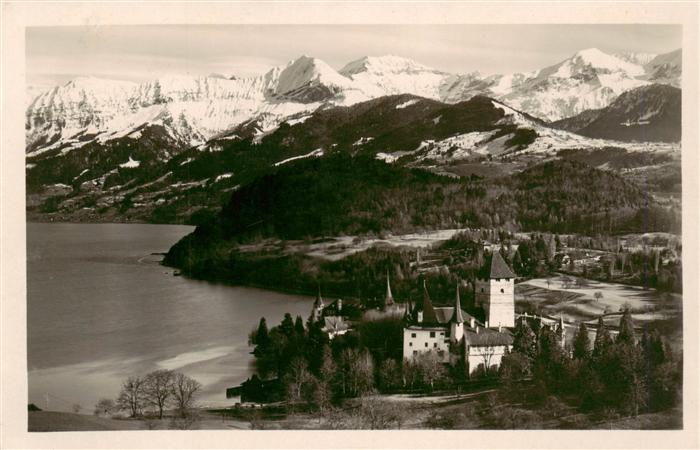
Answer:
450 285 465 324
489 252 517 279
464 327 513 347
323 316 349 332
313 286 324 309
420 281 438 324
384 270 394 308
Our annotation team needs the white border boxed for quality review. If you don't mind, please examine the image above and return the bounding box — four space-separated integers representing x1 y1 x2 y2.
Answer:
1 2 698 449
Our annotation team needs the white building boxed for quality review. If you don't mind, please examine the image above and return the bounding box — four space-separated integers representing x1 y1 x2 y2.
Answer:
403 276 514 375
475 252 516 328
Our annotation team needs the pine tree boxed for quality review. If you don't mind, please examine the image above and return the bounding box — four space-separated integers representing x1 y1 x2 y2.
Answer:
513 317 537 362
617 308 636 344
572 322 591 360
593 316 612 358
294 315 305 336
255 317 270 350
280 313 295 337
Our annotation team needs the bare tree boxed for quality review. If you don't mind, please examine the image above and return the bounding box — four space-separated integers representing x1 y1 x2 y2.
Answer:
415 351 447 390
344 349 374 397
72 403 82 414
285 357 313 405
143 369 175 419
357 396 405 429
117 376 145 417
171 372 202 417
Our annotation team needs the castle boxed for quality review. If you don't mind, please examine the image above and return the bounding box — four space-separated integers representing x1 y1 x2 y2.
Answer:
403 252 517 375
309 252 565 374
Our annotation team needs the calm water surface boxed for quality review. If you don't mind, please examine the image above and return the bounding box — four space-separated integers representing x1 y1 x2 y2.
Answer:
27 222 312 411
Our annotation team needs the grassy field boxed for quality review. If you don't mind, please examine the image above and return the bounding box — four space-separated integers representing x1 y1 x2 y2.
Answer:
516 275 681 324
28 411 249 431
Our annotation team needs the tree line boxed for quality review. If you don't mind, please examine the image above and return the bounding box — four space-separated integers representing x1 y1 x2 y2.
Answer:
499 309 682 419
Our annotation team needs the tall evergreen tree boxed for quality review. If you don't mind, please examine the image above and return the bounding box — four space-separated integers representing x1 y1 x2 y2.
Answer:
280 313 295 337
255 317 270 350
617 308 636 344
294 315 306 336
513 317 537 362
572 322 591 360
593 316 612 358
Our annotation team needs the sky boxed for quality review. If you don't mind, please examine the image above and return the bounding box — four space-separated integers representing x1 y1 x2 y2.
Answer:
26 24 682 93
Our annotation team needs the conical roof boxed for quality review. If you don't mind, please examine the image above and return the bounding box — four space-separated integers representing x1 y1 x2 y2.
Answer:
313 285 324 309
450 284 465 324
489 252 517 279
420 280 438 324
384 269 394 307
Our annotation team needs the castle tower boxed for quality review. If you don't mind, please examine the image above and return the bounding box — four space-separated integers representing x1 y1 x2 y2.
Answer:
384 269 395 310
311 285 325 323
475 252 516 328
450 283 465 343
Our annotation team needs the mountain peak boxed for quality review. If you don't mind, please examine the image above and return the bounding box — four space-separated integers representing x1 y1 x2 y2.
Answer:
574 47 609 60
339 55 439 76
568 47 644 75
273 55 353 96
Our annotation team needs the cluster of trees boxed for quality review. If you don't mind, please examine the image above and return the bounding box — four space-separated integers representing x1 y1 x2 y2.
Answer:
248 314 469 410
97 370 202 421
500 310 682 418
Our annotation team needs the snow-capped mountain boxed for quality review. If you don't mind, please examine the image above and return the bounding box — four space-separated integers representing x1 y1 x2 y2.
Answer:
26 47 681 161
552 84 681 142
339 55 450 99
643 49 682 87
494 48 651 121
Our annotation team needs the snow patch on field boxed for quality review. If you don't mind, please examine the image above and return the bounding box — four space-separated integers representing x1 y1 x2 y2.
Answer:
214 173 233 182
274 148 324 167
353 137 374 146
395 99 419 109
286 115 312 126
119 156 140 168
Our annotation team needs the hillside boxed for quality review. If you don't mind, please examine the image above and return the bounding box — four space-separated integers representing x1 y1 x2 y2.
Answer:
28 90 681 225
552 84 681 142
164 155 678 279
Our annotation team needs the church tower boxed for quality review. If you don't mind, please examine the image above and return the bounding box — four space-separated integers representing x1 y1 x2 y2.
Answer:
311 286 325 323
384 269 395 310
475 252 516 328
450 284 465 343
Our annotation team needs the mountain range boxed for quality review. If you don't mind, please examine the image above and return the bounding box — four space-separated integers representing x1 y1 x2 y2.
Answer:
26 48 681 157
25 47 682 224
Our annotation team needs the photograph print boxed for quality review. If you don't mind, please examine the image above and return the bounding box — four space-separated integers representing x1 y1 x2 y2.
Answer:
21 22 685 433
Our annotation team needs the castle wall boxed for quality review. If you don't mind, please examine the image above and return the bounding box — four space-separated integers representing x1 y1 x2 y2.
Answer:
466 344 512 374
403 327 450 362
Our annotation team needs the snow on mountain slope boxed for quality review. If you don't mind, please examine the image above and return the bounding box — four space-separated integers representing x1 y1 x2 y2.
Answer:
272 56 355 96
496 48 651 121
340 55 449 99
614 51 658 66
489 100 678 154
643 49 682 87
26 48 682 160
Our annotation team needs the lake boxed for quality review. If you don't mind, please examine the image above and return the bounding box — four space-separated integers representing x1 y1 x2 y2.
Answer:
27 222 312 412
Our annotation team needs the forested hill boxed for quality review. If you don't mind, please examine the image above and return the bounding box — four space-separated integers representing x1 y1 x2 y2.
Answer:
164 155 678 275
